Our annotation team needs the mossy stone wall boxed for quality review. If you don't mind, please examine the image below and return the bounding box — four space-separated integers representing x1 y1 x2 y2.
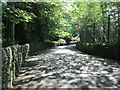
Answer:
2 42 55 89
2 44 29 89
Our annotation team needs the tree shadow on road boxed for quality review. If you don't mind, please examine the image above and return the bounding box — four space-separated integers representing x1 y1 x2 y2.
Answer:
13 45 120 89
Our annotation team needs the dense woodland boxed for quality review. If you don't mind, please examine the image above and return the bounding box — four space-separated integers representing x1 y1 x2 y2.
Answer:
2 2 120 50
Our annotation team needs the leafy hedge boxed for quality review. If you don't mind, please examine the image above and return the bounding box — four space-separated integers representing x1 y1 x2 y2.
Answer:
76 42 119 62
2 44 29 89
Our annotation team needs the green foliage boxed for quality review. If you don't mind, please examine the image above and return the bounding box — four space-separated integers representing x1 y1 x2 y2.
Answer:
3 2 36 24
2 2 120 47
57 39 66 45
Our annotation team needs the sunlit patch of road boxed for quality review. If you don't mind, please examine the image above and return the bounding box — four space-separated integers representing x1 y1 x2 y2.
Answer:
13 44 120 89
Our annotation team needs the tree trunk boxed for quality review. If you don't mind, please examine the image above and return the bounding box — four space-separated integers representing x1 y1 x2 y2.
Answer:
32 3 44 42
101 3 106 43
6 18 15 45
15 23 26 44
93 22 96 43
118 6 120 45
7 2 15 45
107 14 110 43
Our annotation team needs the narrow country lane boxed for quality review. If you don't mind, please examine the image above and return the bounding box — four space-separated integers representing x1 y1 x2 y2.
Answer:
13 44 120 89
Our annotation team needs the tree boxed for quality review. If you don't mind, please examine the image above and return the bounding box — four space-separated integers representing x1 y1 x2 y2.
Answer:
5 2 15 45
2 2 36 46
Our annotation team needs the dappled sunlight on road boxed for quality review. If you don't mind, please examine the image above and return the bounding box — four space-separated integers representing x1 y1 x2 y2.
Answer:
55 45 77 54
13 45 120 89
54 49 76 54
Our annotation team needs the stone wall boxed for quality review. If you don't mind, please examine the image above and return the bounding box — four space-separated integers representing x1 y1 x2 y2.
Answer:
1 42 55 89
2 44 29 89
